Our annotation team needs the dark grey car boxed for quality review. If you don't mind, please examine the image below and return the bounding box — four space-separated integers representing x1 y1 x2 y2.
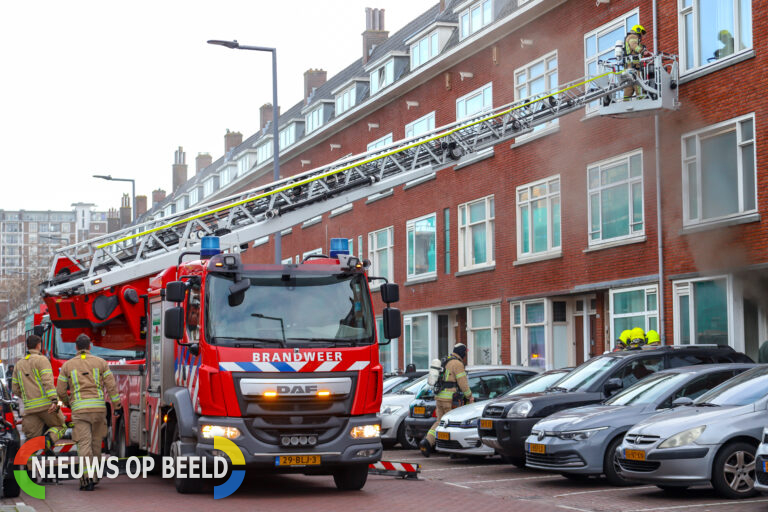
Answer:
525 364 753 485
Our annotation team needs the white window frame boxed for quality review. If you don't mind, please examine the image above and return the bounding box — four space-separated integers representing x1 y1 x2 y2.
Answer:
510 300 549 368
673 275 733 347
584 8 640 114
279 125 296 150
189 188 199 206
302 248 322 260
256 142 273 164
335 85 356 115
406 213 437 281
280 257 293 265
203 179 214 198
467 304 502 365
410 31 439 69
369 60 395 95
403 313 431 370
368 226 394 290
681 113 757 226
367 133 393 152
514 50 559 138
678 0 752 73
458 195 494 271
405 111 435 139
305 106 323 134
587 149 644 246
459 0 493 40
515 175 561 260
219 168 231 188
456 83 493 121
237 155 251 176
609 285 659 343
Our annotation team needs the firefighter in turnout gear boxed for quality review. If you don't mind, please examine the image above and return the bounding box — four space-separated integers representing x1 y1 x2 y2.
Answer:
56 334 122 491
11 335 67 454
419 343 474 457
623 24 647 99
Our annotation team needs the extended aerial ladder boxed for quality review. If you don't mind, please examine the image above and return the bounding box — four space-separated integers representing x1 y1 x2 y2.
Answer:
43 54 678 297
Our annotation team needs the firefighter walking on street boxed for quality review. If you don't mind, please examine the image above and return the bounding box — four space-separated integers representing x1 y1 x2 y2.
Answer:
11 334 67 453
420 343 473 457
56 334 122 491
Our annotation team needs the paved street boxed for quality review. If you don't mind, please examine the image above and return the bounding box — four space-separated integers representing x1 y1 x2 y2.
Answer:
3 449 768 511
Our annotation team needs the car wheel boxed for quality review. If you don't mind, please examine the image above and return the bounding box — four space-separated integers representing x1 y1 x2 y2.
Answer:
656 485 688 494
711 441 758 499
333 464 368 491
500 455 526 468
2 466 21 498
397 421 418 450
603 435 632 486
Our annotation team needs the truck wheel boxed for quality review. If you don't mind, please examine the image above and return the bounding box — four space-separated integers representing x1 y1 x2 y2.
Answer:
603 435 632 486
117 420 138 458
3 467 21 498
170 425 199 494
333 464 368 491
397 421 418 450
711 441 758 499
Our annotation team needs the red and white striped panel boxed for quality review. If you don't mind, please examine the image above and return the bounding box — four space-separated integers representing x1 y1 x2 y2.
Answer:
369 461 420 473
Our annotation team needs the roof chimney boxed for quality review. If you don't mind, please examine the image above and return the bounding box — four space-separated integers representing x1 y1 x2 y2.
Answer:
152 189 166 207
304 69 328 104
119 193 131 228
135 195 148 217
225 129 243 154
362 7 388 65
259 103 281 130
172 147 187 193
196 153 213 174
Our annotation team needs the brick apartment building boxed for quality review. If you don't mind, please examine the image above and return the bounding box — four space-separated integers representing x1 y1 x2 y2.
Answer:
140 0 764 371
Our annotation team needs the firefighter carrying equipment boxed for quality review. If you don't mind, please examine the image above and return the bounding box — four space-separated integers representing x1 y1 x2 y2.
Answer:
56 350 122 413
12 349 58 413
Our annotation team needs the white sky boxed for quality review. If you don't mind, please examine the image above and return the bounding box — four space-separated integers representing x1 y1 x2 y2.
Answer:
0 0 436 212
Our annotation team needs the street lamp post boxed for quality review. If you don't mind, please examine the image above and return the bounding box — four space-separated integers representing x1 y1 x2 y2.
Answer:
207 39 281 264
93 174 136 222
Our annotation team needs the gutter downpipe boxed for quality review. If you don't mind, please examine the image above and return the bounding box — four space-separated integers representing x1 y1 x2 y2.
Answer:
652 0 666 343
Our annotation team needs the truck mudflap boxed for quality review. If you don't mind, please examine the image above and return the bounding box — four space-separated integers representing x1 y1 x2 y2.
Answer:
194 415 382 470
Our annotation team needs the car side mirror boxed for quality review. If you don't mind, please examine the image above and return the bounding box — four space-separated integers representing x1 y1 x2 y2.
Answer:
382 307 401 340
164 307 185 340
165 281 187 303
380 283 399 304
604 378 623 396
672 397 694 407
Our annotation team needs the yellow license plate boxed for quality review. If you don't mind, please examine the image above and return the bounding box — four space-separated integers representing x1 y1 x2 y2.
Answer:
413 406 426 415
528 443 546 454
276 455 321 466
480 419 493 429
624 449 646 461
437 431 450 441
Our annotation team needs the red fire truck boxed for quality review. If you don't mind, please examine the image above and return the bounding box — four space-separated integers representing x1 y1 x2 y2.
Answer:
42 237 400 492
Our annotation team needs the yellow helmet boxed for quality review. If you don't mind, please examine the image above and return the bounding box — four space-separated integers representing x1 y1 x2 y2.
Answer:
631 24 647 36
619 330 632 344
629 327 646 348
646 330 661 344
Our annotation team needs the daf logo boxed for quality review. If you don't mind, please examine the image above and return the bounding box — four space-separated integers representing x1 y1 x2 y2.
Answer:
537 431 545 441
275 385 318 394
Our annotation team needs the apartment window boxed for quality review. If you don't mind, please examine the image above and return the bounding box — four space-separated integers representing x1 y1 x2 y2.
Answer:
458 195 494 271
680 0 752 72
335 85 356 115
405 111 435 138
28 222 37 233
203 179 215 197
189 188 199 205
404 314 430 369
468 304 501 365
682 114 756 225
377 317 398 373
60 223 70 233
219 168 231 188
588 150 644 244
584 9 639 112
411 31 439 69
511 300 547 368
279 125 296 150
515 51 558 135
281 257 293 265
357 235 363 261
238 155 251 176
516 176 561 259
610 286 658 343
674 277 730 346
456 83 492 121
256 142 273 164
406 214 437 280
369 60 394 95
305 106 323 134
368 227 394 288
367 133 393 152
459 0 493 40
443 208 450 274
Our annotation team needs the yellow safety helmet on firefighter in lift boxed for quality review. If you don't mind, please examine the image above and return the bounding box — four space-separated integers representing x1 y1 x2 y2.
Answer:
631 24 647 36
629 327 646 348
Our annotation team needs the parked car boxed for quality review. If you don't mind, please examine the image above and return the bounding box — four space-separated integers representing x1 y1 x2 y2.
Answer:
379 375 429 449
525 363 754 484
405 366 541 443
383 371 427 395
436 368 572 459
0 379 20 498
478 345 752 467
617 364 768 499
752 426 768 493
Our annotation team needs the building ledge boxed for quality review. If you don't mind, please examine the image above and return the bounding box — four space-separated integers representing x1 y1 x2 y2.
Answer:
679 50 755 85
513 251 562 266
405 274 438 286
583 235 646 253
455 148 494 171
680 213 760 235
301 216 322 229
280 227 292 236
509 125 560 149
403 172 436 191
455 264 495 277
366 189 394 205
329 203 353 218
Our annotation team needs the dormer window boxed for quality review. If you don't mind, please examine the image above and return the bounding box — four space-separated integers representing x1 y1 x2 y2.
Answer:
411 31 439 69
279 125 296 150
256 141 273 164
369 60 394 95
459 0 493 40
336 85 356 115
305 106 323 134
237 154 251 176
189 188 199 205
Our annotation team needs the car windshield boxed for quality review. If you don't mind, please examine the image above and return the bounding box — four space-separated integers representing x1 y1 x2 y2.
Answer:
605 372 691 406
387 378 418 394
694 366 768 406
206 272 374 347
551 356 622 392
400 376 428 395
504 371 567 396
53 327 144 360
383 377 406 393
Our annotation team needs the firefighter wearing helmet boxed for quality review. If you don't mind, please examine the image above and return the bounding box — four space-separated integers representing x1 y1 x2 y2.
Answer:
623 24 647 99
614 330 632 351
629 327 646 349
643 330 661 349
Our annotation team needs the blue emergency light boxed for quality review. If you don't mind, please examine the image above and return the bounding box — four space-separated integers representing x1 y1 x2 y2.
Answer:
200 236 221 258
329 238 350 258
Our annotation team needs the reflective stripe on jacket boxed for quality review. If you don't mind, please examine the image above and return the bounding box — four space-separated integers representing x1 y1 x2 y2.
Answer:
436 357 472 400
56 350 121 412
12 349 58 413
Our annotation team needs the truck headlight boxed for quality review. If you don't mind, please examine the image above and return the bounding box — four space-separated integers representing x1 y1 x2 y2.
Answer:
380 405 402 416
557 427 609 441
201 425 241 439
350 424 381 439
506 400 532 418
658 426 706 449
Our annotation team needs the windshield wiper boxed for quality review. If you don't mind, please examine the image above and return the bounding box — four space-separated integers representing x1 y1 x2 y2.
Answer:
214 336 288 348
288 337 364 347
548 386 569 392
695 402 721 407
